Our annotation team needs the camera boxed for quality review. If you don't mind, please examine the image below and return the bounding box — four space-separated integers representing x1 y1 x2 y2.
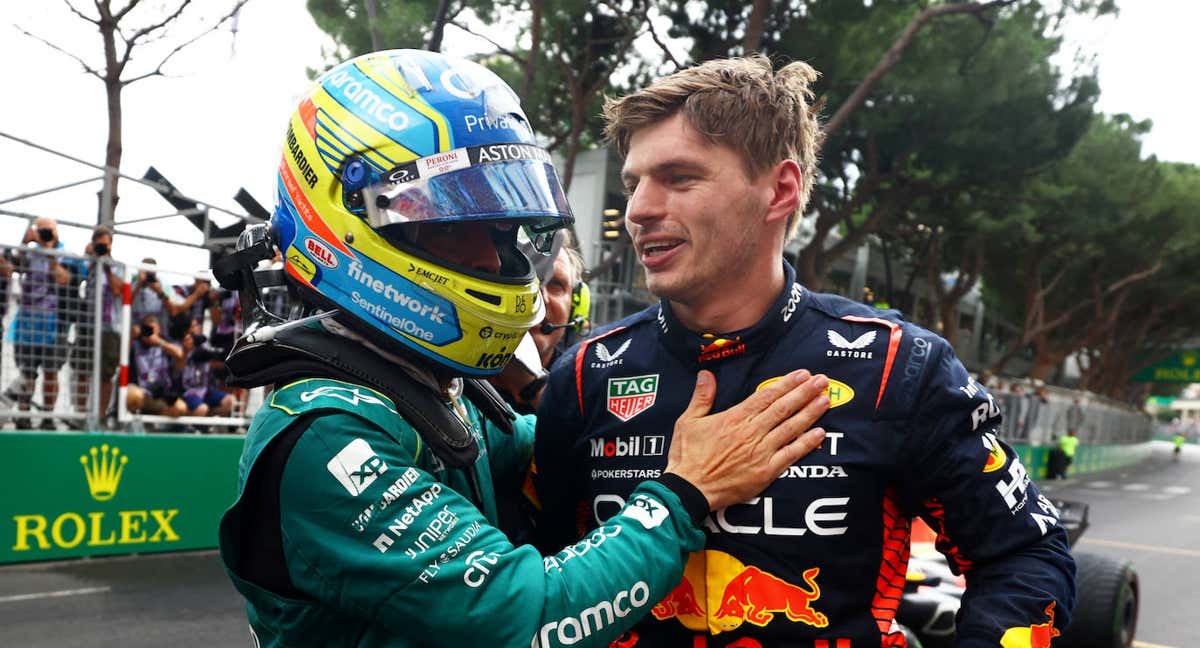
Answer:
139 325 155 339
145 271 157 284
36 228 55 243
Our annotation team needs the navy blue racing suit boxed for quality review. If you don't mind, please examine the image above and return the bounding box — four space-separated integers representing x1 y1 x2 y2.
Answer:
534 262 1075 647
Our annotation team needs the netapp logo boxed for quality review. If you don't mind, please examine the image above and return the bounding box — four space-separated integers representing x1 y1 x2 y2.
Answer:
589 435 665 459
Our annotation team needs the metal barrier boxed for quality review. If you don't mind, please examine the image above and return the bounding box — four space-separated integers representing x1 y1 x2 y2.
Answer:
987 378 1152 447
0 242 261 433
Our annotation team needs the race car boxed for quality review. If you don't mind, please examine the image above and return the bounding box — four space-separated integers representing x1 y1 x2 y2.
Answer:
898 500 1138 648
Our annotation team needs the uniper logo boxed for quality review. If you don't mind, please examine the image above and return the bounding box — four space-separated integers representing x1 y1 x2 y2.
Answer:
325 68 411 131
532 581 650 647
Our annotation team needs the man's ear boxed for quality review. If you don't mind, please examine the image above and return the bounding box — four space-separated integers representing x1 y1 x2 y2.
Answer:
764 159 801 225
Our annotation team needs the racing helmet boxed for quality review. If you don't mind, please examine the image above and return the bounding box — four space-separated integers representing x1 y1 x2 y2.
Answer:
270 49 573 376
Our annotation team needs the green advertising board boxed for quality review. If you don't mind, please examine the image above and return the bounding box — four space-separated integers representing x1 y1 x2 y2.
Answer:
1131 349 1200 383
1 432 243 564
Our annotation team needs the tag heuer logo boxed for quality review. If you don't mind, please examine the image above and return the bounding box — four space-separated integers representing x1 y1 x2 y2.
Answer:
607 374 659 422
328 438 389 496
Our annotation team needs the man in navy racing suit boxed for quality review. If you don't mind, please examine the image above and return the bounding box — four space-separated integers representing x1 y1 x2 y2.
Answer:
216 49 831 648
534 55 1075 647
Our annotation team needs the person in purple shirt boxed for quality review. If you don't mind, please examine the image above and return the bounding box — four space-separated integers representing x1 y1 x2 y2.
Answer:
176 331 234 417
11 218 71 429
69 225 125 424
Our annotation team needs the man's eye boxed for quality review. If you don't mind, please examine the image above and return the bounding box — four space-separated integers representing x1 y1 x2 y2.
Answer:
669 175 695 185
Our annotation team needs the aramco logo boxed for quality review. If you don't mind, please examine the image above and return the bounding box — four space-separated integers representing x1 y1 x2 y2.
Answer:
81 444 128 502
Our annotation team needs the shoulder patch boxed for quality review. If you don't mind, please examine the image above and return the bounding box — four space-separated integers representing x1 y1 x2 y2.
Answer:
271 378 397 416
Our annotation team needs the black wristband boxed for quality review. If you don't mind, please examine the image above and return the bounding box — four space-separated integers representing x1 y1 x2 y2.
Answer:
653 472 709 528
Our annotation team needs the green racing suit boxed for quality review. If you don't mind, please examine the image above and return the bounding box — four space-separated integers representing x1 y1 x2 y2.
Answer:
218 377 706 647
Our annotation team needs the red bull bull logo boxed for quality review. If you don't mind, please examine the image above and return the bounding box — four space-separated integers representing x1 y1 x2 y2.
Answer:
1000 602 1060 648
712 565 828 632
651 550 829 636
698 336 745 363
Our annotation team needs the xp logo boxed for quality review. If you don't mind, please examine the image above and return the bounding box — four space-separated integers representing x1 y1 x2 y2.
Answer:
328 439 390 496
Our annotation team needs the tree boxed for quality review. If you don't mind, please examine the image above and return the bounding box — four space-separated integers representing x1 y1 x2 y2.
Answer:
17 0 249 226
779 1 1105 290
980 114 1169 385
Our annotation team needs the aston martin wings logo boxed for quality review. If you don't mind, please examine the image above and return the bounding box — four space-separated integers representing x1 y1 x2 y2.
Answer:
596 339 632 362
300 385 397 413
827 330 876 350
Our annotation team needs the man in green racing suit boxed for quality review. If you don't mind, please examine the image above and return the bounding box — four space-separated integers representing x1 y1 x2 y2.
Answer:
216 49 829 648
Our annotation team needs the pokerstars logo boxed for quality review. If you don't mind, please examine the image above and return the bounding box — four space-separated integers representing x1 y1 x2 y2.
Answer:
606 375 659 422
589 435 665 459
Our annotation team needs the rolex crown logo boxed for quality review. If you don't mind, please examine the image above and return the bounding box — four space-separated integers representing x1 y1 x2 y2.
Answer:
81 444 128 502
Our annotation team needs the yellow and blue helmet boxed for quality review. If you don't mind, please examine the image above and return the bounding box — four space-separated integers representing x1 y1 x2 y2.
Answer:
272 49 573 376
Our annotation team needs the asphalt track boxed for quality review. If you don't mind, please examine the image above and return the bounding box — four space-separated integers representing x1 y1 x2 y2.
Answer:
0 441 1196 647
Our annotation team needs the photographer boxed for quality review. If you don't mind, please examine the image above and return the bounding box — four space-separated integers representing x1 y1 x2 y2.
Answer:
130 257 185 340
175 331 233 417
70 225 124 423
125 314 185 418
166 275 212 341
11 218 71 429
206 286 240 353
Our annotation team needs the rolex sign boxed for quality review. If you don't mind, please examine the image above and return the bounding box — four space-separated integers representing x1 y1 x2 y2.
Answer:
2 433 243 564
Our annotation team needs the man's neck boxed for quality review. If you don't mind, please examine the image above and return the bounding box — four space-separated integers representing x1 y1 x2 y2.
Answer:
670 262 786 333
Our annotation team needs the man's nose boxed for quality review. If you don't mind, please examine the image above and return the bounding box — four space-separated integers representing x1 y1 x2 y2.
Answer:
458 226 502 274
624 181 665 230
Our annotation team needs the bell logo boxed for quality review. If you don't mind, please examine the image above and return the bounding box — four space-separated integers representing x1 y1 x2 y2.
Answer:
81 444 128 502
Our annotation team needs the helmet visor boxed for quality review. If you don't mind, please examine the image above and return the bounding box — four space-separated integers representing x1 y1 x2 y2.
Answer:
362 144 573 253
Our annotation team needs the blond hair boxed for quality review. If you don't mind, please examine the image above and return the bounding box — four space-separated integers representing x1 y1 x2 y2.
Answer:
603 55 822 239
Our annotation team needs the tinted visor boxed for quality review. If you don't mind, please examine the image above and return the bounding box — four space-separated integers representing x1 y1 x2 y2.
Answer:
362 144 573 253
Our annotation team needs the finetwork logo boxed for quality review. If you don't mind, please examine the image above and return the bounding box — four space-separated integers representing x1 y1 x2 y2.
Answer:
826 330 875 359
328 439 390 496
81 444 128 501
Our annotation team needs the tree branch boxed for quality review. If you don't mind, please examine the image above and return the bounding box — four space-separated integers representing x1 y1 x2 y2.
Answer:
823 0 1018 140
14 25 103 78
121 0 249 85
63 0 101 25
644 6 682 71
447 19 526 65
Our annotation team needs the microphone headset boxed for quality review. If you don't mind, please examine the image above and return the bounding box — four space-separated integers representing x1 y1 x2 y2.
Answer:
538 280 591 336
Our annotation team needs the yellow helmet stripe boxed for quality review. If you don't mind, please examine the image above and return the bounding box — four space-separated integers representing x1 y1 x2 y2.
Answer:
368 61 453 151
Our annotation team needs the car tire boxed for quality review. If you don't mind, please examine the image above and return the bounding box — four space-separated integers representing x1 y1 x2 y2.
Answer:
1058 550 1138 648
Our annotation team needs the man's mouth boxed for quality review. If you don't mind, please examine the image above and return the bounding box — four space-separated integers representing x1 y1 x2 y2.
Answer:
642 240 684 257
